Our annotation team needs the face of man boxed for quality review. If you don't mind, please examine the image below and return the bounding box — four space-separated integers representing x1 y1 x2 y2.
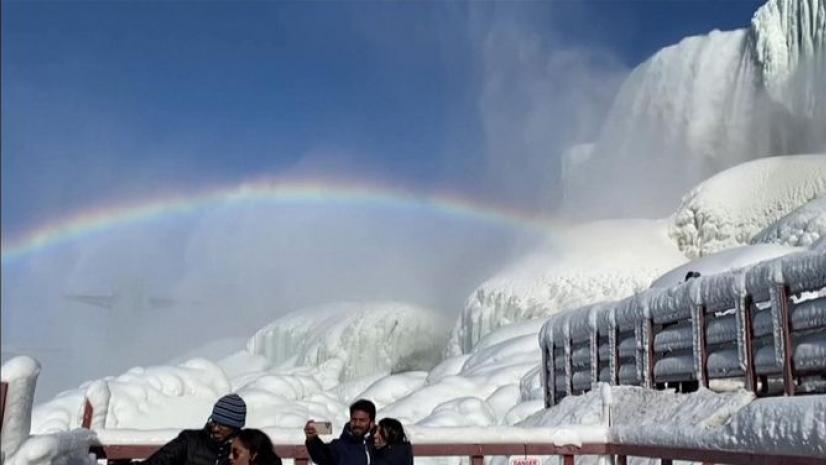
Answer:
208 420 236 443
349 409 373 439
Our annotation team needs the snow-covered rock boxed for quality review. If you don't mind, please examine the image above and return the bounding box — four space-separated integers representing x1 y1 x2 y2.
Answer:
669 154 826 257
751 195 826 247
446 220 687 355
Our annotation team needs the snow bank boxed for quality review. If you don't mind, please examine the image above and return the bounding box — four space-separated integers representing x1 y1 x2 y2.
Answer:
31 358 231 432
447 220 686 355
2 431 96 465
752 195 826 247
248 302 449 383
649 243 800 288
669 155 826 257
522 385 824 457
608 387 825 458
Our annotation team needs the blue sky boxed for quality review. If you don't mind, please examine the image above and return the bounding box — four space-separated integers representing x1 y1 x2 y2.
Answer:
2 0 765 239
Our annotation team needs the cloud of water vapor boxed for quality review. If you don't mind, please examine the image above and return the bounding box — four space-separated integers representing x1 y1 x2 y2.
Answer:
1 201 540 401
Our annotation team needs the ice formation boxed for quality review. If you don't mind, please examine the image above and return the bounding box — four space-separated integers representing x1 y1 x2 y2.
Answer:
669 154 826 257
445 220 687 355
751 195 826 247
247 301 450 382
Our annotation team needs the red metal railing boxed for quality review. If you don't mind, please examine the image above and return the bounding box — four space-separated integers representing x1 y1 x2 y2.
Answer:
88 442 825 465
2 379 822 465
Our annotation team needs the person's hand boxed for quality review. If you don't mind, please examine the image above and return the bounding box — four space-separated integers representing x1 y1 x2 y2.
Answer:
304 420 318 440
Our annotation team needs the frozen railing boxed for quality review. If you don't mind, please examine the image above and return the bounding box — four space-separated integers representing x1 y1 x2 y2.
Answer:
539 250 826 406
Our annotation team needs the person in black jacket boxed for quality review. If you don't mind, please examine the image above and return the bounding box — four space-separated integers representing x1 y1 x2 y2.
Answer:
144 394 247 465
371 418 412 465
304 399 376 465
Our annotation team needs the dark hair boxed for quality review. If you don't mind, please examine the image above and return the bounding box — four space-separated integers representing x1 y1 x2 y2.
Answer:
236 429 281 465
349 399 376 421
378 418 407 445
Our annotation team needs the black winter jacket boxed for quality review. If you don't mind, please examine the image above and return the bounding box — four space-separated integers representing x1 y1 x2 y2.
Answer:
305 423 376 465
372 442 413 465
144 428 232 465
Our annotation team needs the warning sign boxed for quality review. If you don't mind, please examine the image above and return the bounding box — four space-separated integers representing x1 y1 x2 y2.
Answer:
509 456 541 465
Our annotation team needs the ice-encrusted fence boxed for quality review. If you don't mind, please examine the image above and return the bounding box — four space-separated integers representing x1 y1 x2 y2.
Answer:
539 250 826 406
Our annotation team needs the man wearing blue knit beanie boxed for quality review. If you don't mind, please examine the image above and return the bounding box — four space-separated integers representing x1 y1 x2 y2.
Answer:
144 394 247 465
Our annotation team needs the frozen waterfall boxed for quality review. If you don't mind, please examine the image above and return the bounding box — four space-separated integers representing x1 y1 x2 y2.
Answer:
563 0 826 218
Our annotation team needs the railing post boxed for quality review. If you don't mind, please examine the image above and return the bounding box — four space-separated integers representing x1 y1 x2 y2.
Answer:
609 310 619 385
661 459 672 465
644 315 655 388
736 293 757 393
294 445 309 465
0 381 7 435
470 453 484 465
692 304 709 388
545 345 556 407
590 325 599 386
615 455 627 465
775 284 795 396
82 398 94 429
564 323 573 396
563 454 574 465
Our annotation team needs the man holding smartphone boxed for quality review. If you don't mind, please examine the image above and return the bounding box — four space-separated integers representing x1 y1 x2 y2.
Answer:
304 399 377 465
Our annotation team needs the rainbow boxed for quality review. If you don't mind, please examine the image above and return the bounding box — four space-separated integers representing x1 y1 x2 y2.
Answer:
1 177 563 264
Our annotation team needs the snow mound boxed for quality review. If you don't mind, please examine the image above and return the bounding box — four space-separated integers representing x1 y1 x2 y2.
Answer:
31 358 231 432
446 220 687 355
751 195 826 247
670 154 826 257
2 431 97 465
650 243 801 288
247 301 449 383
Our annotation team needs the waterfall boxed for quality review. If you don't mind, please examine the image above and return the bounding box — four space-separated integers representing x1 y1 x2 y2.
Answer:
562 0 826 218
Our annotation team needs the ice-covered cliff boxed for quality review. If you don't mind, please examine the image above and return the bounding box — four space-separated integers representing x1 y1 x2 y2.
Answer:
564 0 826 218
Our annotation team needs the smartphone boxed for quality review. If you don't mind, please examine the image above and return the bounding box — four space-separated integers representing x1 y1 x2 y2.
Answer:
312 421 332 435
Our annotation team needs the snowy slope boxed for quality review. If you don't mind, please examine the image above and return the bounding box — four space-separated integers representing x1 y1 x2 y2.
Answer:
446 219 687 355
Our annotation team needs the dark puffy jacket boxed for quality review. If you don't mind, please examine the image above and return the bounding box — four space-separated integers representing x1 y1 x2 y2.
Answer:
305 423 375 465
371 442 413 465
144 428 232 465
